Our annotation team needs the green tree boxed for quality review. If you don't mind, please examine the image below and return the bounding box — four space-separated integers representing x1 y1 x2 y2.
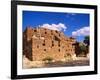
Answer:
84 36 90 46
84 36 90 54
79 43 87 57
79 44 87 52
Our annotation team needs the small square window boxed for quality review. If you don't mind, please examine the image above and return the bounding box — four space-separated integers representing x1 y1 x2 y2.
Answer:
34 30 37 32
58 44 60 47
58 49 60 52
52 44 54 46
45 32 47 34
43 43 45 46
37 45 39 48
44 49 46 51
55 30 58 33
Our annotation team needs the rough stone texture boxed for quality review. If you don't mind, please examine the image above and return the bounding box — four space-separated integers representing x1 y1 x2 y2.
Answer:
23 27 76 61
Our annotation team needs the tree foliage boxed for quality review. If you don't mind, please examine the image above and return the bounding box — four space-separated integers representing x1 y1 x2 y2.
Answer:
84 36 90 46
79 43 87 52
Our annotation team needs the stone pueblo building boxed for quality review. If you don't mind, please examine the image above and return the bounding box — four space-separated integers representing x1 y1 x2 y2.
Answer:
23 26 77 62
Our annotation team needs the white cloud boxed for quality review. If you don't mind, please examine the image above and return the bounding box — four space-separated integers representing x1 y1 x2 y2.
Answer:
40 23 67 31
72 27 90 36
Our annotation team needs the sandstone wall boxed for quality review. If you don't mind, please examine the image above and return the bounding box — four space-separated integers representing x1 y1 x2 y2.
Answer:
23 27 76 61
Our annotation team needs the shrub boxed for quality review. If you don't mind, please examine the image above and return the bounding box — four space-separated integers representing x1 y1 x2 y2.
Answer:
64 53 72 61
42 57 53 63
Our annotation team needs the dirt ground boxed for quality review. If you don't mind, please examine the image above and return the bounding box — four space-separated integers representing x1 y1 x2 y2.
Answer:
23 56 89 69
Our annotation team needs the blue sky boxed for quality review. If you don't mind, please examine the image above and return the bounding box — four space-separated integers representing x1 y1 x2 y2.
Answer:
23 11 90 42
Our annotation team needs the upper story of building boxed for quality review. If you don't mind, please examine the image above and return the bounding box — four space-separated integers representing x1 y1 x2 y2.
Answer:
23 26 76 44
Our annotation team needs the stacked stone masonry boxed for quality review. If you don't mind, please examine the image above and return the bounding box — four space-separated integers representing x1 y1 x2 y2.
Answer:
23 27 76 61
